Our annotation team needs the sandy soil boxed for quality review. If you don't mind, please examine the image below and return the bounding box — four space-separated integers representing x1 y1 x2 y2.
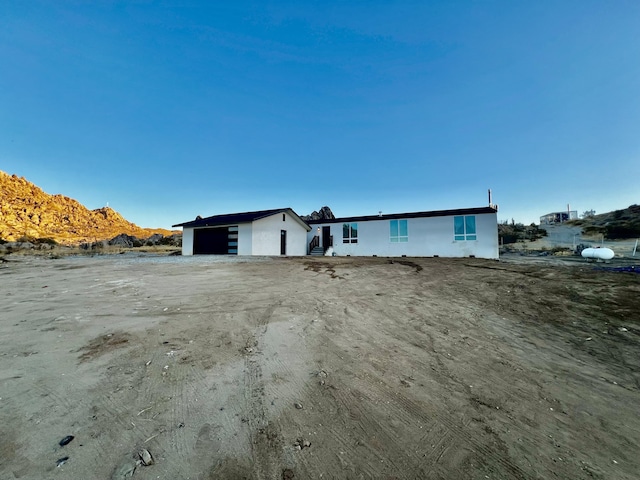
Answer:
1 253 639 480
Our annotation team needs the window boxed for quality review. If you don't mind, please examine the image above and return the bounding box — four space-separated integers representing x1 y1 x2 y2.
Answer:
343 223 358 243
454 215 476 241
283 214 286 221
228 226 239 254
390 219 408 242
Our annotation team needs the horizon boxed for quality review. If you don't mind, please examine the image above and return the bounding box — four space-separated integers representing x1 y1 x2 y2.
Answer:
2 2 638 230
3 166 636 230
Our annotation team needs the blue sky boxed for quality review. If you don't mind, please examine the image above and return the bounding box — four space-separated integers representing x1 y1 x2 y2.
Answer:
1 1 638 229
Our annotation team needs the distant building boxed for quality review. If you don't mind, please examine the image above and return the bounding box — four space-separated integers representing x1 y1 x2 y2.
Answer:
539 210 578 225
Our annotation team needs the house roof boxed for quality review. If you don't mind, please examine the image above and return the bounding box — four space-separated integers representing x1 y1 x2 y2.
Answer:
172 208 311 231
306 206 498 225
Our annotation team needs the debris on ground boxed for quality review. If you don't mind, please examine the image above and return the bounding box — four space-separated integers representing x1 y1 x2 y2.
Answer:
59 435 74 447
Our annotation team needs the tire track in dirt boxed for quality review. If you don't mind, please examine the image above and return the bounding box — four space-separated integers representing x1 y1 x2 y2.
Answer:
28 374 143 478
243 301 285 479
161 333 218 462
331 371 522 477
325 385 415 476
96 345 223 477
135 335 222 474
298 374 450 478
312 314 533 480
369 378 532 479
331 297 594 479
346 291 566 463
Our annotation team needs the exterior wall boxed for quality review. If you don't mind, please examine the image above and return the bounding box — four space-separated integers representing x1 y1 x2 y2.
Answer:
252 212 309 256
307 213 499 259
237 223 253 255
182 228 194 256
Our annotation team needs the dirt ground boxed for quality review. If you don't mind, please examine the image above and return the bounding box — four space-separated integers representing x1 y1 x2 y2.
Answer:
1 253 639 480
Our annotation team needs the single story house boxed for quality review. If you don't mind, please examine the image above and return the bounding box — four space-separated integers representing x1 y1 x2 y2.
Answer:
307 206 499 259
173 205 499 259
172 208 311 256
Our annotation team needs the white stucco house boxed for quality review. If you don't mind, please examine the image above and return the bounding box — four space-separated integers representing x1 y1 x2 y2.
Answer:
173 205 499 259
306 206 499 259
172 208 311 256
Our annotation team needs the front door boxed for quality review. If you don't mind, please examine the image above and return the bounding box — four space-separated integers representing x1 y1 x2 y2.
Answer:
322 226 331 250
280 230 287 255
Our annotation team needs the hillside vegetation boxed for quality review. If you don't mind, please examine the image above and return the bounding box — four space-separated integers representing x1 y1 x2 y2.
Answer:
567 204 640 239
498 221 547 245
0 170 175 245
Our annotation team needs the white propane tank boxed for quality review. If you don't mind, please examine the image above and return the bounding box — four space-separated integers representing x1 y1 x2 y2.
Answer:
581 247 614 260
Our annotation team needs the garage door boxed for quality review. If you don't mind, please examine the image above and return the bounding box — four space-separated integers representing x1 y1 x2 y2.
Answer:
193 226 238 255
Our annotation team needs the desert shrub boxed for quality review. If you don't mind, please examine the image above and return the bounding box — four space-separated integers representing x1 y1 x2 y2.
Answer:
17 235 36 243
605 222 640 239
498 222 547 245
15 236 58 246
583 225 605 235
38 237 58 245
158 236 175 245
575 244 591 255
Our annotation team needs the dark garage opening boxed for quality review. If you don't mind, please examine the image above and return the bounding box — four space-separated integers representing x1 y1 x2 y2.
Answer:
193 227 237 255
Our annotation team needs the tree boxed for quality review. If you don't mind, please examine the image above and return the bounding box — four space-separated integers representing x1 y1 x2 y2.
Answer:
581 209 596 218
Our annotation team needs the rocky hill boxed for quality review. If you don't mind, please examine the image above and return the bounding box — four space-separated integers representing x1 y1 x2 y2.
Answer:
567 204 640 239
0 170 175 245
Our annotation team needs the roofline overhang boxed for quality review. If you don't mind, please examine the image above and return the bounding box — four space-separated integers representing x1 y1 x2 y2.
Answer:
172 207 311 231
306 206 498 225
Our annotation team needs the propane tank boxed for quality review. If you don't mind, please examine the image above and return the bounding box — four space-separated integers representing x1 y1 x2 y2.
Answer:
581 247 614 260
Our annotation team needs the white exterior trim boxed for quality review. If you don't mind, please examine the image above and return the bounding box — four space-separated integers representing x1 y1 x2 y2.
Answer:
182 228 194 256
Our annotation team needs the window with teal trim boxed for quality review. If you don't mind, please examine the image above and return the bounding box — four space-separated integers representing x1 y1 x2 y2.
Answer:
343 223 358 243
454 215 477 241
390 219 408 242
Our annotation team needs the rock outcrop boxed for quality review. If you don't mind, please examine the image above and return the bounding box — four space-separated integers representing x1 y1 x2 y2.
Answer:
0 170 177 245
301 206 335 222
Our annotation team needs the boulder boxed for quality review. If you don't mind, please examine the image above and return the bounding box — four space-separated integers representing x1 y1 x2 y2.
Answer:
109 234 139 248
144 233 164 245
13 241 35 250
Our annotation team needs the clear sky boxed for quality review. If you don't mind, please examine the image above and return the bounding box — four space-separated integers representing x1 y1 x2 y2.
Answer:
1 1 638 229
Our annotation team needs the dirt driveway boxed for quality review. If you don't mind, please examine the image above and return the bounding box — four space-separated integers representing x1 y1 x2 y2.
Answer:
1 254 639 479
